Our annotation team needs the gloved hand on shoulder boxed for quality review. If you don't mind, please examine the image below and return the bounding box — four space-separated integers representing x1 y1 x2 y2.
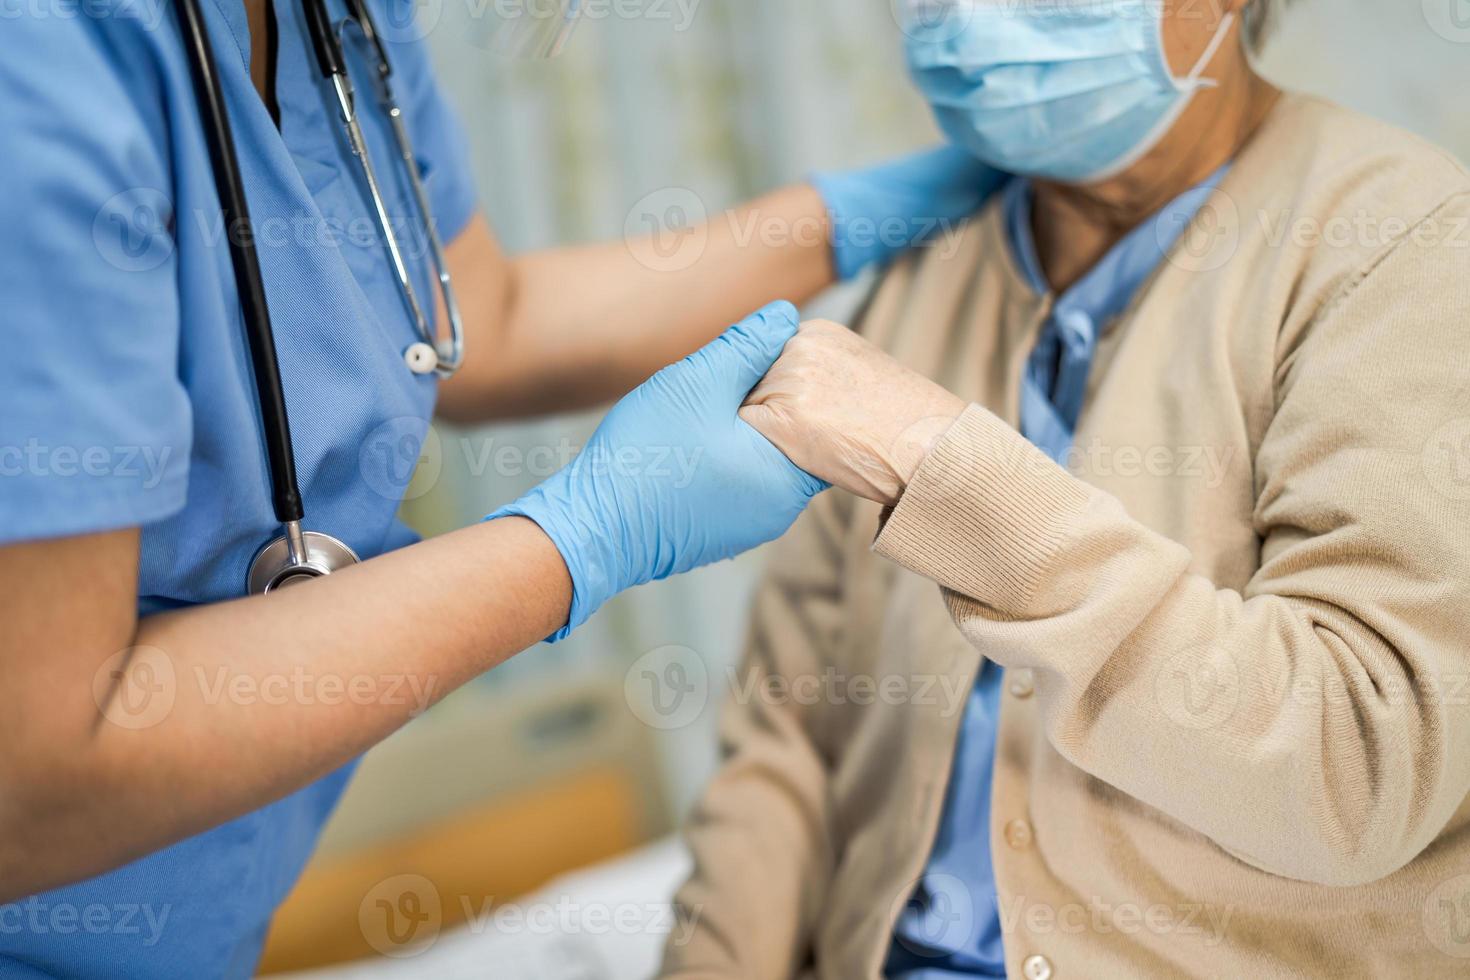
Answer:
812 144 1007 281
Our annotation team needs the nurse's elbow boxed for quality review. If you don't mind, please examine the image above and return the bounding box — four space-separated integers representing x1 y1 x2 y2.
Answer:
0 668 146 898
0 816 39 904
0 763 68 902
0 735 123 904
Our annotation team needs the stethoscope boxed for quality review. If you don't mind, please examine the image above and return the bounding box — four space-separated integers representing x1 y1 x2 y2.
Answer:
174 0 465 595
176 0 579 593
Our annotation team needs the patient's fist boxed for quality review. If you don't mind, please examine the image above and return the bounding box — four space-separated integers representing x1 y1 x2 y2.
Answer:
739 319 965 506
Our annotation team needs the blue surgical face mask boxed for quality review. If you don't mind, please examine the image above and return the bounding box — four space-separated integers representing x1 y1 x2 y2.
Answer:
902 0 1236 183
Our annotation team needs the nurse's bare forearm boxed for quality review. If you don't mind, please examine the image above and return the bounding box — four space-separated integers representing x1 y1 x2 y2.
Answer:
436 184 835 423
0 518 569 902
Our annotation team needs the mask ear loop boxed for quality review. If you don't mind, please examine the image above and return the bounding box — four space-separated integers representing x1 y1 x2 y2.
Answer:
1180 11 1238 92
1080 11 1238 184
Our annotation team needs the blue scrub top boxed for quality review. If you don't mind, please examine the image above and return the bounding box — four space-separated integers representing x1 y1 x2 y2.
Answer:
0 0 478 974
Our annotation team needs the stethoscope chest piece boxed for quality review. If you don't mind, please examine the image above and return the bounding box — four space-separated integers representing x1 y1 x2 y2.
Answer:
248 522 361 595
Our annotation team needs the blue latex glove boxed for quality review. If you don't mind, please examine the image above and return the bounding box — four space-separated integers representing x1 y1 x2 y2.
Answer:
812 144 1008 281
488 302 828 641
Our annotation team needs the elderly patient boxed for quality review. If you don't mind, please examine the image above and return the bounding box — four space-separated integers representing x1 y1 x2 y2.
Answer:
660 0 1470 977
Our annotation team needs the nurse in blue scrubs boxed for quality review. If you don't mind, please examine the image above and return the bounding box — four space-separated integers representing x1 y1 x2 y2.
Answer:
0 0 1001 975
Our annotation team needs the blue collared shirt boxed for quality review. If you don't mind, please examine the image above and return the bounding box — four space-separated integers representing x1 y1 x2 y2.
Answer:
886 165 1228 978
0 1 476 975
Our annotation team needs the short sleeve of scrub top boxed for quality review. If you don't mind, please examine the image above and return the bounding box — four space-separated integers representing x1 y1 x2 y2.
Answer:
0 0 479 551
0 3 479 977
0 23 193 542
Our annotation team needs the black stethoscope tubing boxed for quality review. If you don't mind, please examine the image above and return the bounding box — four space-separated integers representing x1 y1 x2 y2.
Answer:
173 0 467 593
176 0 306 529
176 0 374 594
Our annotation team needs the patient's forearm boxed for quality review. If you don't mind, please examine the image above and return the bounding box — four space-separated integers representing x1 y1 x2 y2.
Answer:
437 185 835 422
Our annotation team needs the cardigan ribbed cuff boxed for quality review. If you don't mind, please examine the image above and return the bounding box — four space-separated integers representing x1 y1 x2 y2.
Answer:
872 404 1093 613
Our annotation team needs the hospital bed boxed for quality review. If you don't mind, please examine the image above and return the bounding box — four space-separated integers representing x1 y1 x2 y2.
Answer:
270 837 690 980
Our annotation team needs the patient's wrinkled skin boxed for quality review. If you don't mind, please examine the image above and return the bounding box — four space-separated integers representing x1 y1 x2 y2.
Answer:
740 319 964 506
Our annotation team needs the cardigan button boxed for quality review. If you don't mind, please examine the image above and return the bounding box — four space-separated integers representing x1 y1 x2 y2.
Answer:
1009 669 1036 699
1005 818 1034 850
1023 954 1054 980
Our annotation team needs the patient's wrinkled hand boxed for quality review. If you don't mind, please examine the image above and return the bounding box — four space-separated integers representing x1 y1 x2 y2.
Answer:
740 320 966 506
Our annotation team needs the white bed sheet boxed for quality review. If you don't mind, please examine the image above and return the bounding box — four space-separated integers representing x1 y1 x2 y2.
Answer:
269 837 692 980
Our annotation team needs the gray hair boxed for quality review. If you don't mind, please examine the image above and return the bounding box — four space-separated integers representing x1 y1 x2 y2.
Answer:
1243 0 1297 53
